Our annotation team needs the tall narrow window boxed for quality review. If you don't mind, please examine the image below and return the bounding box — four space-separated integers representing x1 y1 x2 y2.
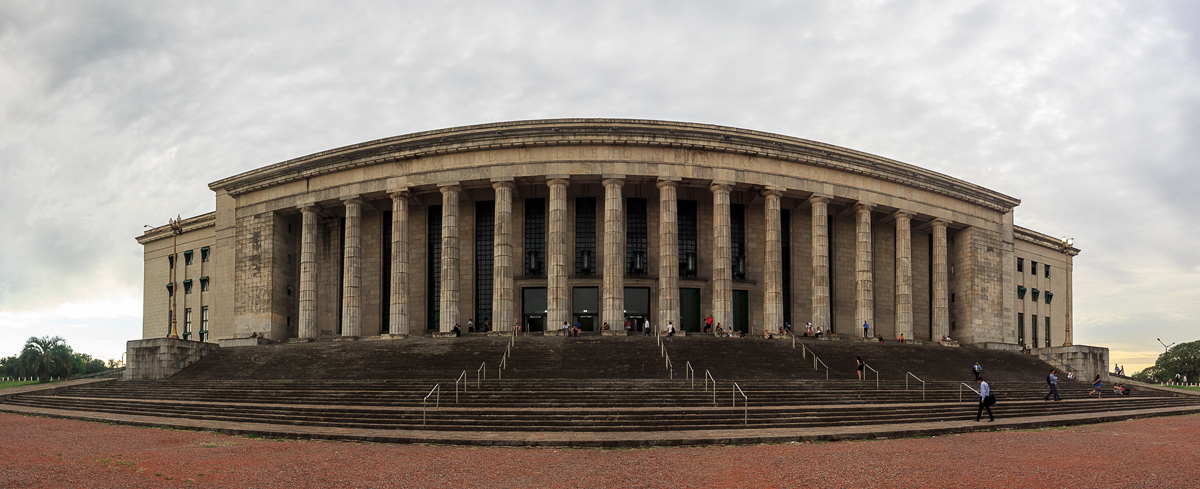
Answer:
183 250 194 266
183 279 193 295
201 246 211 263
731 204 746 280
1045 265 1051 278
678 200 698 278
1031 316 1039 347
1031 261 1038 275
476 201 495 324
183 308 192 339
200 277 209 292
200 306 209 342
626 198 648 276
427 205 442 330
524 198 546 276
168 254 175 269
575 197 597 276
1044 316 1051 348
1017 313 1025 346
1017 257 1023 272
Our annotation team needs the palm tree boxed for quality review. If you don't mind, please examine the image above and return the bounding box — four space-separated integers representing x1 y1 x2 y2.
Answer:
18 336 73 383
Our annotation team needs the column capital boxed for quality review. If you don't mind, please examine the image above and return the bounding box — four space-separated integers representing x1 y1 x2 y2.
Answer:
656 179 679 189
298 202 319 212
492 180 515 190
808 194 831 205
341 196 363 206
893 210 912 220
762 187 784 199
932 218 950 229
547 178 570 188
388 189 410 200
438 184 462 194
602 178 625 188
710 182 733 194
854 202 874 212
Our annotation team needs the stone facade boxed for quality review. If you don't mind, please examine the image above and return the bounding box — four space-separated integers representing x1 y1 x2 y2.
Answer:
138 119 1079 346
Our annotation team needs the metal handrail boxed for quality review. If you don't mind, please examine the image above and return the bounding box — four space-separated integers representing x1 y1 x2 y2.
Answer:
665 353 674 379
906 372 926 400
423 384 440 426
811 353 830 380
862 363 880 389
960 382 980 403
455 370 467 403
704 370 717 406
686 361 695 390
732 383 748 425
478 362 486 388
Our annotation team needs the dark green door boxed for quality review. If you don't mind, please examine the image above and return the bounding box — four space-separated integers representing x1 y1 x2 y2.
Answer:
681 288 701 332
733 290 749 334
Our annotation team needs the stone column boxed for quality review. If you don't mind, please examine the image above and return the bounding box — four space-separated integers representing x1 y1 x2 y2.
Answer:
492 181 515 331
855 203 874 338
602 178 625 332
894 212 913 341
932 219 950 340
657 179 680 331
710 183 733 333
388 191 410 336
298 204 318 339
763 188 784 334
810 196 831 334
546 178 570 333
341 197 363 337
439 185 462 332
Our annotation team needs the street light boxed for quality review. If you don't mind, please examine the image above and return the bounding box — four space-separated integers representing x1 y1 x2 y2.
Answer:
1061 237 1074 346
1157 338 1175 353
167 216 184 339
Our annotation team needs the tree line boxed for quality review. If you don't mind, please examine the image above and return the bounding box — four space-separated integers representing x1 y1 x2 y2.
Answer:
1131 340 1200 384
0 336 119 383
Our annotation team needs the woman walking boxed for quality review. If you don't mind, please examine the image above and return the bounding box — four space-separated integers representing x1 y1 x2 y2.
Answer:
856 356 865 380
1089 374 1103 398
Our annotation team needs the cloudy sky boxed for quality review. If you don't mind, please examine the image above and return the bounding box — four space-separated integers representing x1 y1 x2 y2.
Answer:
1 1 1197 371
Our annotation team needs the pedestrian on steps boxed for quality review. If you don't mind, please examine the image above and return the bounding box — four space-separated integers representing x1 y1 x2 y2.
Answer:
856 356 865 380
975 377 995 422
1045 369 1061 401
973 362 983 381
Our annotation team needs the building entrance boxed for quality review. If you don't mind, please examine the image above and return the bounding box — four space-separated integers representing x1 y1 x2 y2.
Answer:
573 287 599 331
733 290 749 334
624 287 651 332
522 287 547 332
681 288 701 332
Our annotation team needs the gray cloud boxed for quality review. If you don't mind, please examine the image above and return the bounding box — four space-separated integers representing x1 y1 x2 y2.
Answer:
0 0 1197 365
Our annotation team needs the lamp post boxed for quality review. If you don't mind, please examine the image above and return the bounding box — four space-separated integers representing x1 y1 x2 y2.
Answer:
1061 237 1074 346
168 216 183 339
1157 338 1175 353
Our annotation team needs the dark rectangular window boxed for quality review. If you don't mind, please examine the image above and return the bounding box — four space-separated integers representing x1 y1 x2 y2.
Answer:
1031 288 1040 302
183 250 194 266
476 201 495 324
183 308 192 338
731 204 746 280
427 206 442 330
1031 261 1038 275
183 279 193 295
1045 265 1051 278
200 306 209 342
168 254 175 269
524 198 546 276
1031 315 1038 347
1017 312 1025 346
678 200 698 278
201 246 210 263
781 209 792 326
1017 257 1023 272
626 198 648 276
1044 316 1051 348
575 198 597 276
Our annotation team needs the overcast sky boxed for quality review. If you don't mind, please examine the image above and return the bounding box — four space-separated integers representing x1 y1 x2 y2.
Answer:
1 1 1197 372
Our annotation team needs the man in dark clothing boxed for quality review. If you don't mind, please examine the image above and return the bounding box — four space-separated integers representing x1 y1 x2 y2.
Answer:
1045 369 1061 401
975 377 995 422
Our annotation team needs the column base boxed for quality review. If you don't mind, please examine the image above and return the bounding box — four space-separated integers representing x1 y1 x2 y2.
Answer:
940 339 961 347
286 338 314 344
379 334 409 340
431 332 458 338
602 330 630 336
332 336 360 342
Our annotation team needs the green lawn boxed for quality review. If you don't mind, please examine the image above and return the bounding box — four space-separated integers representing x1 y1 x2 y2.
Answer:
0 380 40 390
1166 385 1200 392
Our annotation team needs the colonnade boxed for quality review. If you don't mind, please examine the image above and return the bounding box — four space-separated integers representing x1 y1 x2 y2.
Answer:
294 178 953 339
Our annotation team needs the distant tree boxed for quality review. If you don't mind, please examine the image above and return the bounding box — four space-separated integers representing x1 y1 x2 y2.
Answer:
18 336 73 383
0 355 18 378
1131 365 1164 383
1153 340 1200 383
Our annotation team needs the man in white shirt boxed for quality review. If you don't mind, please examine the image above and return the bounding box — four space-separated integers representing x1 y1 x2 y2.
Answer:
976 377 995 422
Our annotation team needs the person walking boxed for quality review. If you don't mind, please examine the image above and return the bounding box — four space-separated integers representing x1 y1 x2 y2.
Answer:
705 315 713 332
975 377 995 422
856 356 865 380
666 321 675 338
862 321 870 338
1089 374 1103 398
806 322 813 337
973 362 983 381
1045 369 1061 401
643 319 652 337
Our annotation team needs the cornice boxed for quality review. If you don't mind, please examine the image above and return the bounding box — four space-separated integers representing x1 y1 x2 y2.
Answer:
208 118 1022 212
1015 225 1080 255
136 212 216 245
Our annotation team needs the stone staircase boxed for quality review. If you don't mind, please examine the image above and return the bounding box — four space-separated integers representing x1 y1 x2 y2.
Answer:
2 334 1196 445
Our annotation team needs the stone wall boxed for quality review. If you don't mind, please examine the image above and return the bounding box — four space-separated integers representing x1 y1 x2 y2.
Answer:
125 338 219 380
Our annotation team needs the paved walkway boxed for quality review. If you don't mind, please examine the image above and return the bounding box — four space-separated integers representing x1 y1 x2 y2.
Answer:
1 411 1197 488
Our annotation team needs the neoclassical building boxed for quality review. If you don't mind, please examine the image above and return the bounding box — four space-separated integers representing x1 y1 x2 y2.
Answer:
138 119 1078 347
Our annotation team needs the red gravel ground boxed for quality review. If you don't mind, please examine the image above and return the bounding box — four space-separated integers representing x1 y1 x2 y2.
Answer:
2 412 1197 488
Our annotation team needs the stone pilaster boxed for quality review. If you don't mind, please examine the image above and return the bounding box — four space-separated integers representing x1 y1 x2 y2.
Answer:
894 212 913 341
341 197 363 337
763 188 784 334
439 185 462 332
602 178 625 332
711 183 733 333
298 204 318 339
546 178 570 332
492 180 516 331
810 195 831 333
855 203 874 338
389 191 410 336
932 219 950 340
657 179 680 330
